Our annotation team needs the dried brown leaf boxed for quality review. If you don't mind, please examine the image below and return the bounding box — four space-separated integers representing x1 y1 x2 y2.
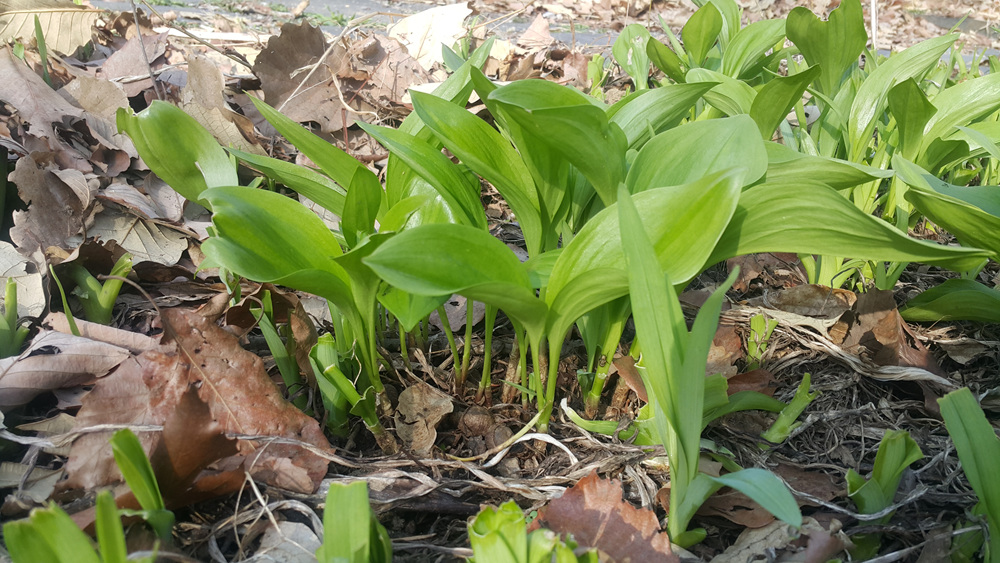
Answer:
841 290 944 375
395 382 453 456
62 307 330 494
9 153 94 256
0 330 129 409
530 470 679 562
101 32 168 97
388 2 472 69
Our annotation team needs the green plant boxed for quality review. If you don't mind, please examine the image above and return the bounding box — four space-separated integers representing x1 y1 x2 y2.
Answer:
760 373 818 446
939 387 1000 563
3 429 167 563
746 313 777 371
844 429 923 558
65 254 134 326
618 184 800 546
316 481 391 563
0 277 30 358
468 500 597 563
252 290 307 409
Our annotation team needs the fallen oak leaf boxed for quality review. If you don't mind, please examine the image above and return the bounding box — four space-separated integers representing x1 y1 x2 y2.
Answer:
70 385 244 531
62 307 331 495
528 470 679 562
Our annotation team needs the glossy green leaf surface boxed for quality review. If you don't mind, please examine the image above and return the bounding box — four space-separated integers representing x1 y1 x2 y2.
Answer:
938 387 1000 560
613 24 652 89
887 79 936 161
683 2 722 66
764 142 893 190
721 19 785 79
707 181 990 272
786 0 866 95
894 154 1000 257
359 122 487 230
687 68 756 116
847 430 923 515
900 279 1000 323
4 503 101 563
410 90 542 254
364 224 546 339
490 80 627 205
708 469 802 528
229 148 346 216
110 428 165 512
626 116 765 191
848 33 957 160
608 82 716 149
117 101 237 204
749 65 820 139
646 36 686 83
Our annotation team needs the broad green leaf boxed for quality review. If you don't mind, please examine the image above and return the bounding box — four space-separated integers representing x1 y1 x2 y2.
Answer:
705 0 741 46
489 80 627 205
707 181 990 273
377 286 448 332
786 0 866 96
626 115 765 192
765 142 893 190
683 2 722 66
687 68 756 116
317 481 375 563
342 162 384 247
95 491 128 563
887 79 937 161
359 122 486 230
249 96 381 200
364 224 547 340
848 33 957 160
709 469 802 528
4 503 101 563
939 387 1000 560
110 428 164 511
469 501 528 563
229 148 346 216
646 36 686 83
901 279 1000 323
618 182 693 498
894 154 1000 258
613 24 652 89
549 170 743 317
410 90 543 255
721 19 786 79
199 187 362 321
380 194 432 232
749 65 821 139
608 81 717 149
117 101 237 204
847 430 922 516
920 72 1000 158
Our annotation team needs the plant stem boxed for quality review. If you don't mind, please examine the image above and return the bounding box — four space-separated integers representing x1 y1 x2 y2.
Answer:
436 305 461 382
476 305 498 402
458 301 474 388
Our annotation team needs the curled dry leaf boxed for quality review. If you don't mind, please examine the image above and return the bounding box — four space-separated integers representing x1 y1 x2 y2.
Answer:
528 470 679 563
0 240 44 319
62 307 330 495
0 330 130 410
395 382 453 456
840 289 945 376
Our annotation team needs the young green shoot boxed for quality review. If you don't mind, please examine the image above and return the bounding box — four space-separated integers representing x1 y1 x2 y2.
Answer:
0 277 30 358
316 481 392 563
760 373 818 446
67 254 134 326
746 313 778 371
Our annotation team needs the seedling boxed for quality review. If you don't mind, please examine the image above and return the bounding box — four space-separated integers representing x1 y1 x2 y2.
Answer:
0 277 30 358
316 481 391 563
468 500 598 563
845 429 923 559
760 373 818 446
65 254 134 326
746 313 778 371
251 290 307 410
940 387 1000 563
618 184 800 546
3 429 168 563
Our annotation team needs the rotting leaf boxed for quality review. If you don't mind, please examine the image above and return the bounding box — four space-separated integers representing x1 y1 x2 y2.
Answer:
528 470 679 562
394 382 453 457
61 307 330 494
100 32 169 97
9 153 95 257
840 290 944 375
727 253 806 292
